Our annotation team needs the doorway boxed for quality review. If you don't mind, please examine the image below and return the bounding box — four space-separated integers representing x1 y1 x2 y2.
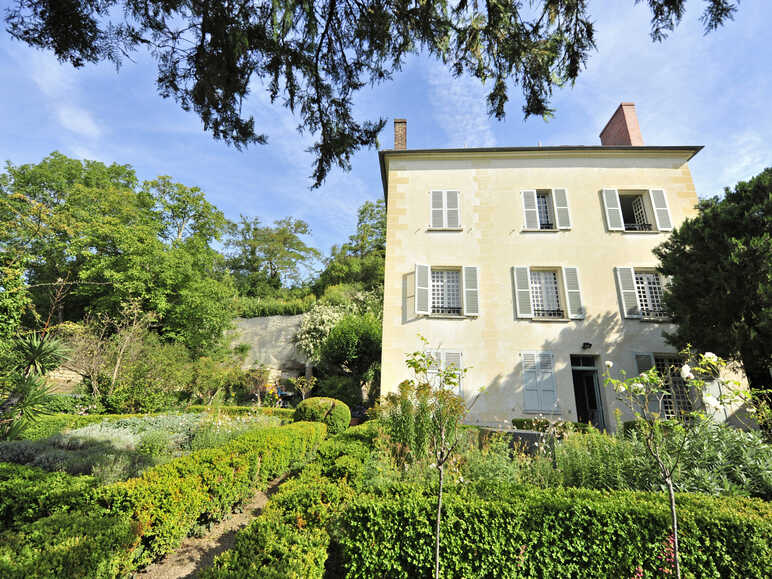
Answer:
570 355 605 430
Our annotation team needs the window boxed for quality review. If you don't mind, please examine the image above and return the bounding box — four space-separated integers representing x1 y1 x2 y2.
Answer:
615 267 668 319
654 355 692 419
415 264 479 316
634 272 667 319
521 189 571 230
522 351 558 412
512 266 584 320
429 190 461 229
530 270 563 318
427 350 464 396
431 269 461 315
602 188 673 232
637 354 692 420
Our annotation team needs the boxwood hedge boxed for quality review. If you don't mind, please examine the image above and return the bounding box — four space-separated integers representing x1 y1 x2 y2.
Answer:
294 397 351 434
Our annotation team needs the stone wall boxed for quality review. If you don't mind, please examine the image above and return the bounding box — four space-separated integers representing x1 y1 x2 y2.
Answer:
231 315 309 380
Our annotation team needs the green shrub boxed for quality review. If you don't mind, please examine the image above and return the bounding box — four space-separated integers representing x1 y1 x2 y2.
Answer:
511 417 589 434
45 395 89 414
0 422 326 576
236 294 316 317
334 484 772 578
315 375 362 410
0 463 96 531
295 397 351 434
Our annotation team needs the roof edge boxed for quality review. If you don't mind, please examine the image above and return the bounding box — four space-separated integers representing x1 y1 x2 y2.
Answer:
379 145 703 199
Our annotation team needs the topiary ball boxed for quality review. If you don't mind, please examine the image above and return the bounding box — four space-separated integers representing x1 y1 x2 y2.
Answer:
294 397 351 434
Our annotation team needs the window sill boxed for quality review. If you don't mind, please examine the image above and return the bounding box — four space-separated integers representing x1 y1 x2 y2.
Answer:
426 314 473 319
522 409 562 416
618 230 661 234
639 316 672 323
531 317 570 323
426 227 463 232
521 228 563 233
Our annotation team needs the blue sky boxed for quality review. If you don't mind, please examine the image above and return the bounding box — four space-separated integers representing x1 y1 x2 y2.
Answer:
1 0 770 256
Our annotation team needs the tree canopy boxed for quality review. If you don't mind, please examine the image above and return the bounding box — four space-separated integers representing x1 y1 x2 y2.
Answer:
655 167 772 389
4 1 738 186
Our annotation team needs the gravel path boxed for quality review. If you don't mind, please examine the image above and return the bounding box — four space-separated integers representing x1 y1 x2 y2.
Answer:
134 476 285 578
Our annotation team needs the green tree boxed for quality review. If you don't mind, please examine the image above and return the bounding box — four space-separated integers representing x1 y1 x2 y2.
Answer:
227 215 320 293
319 312 382 387
654 168 772 389
3 1 738 186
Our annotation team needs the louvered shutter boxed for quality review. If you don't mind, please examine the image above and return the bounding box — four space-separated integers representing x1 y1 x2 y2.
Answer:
538 353 557 410
431 191 445 228
602 188 624 231
553 188 571 229
415 264 430 315
635 353 655 374
562 266 584 319
444 351 463 396
512 266 533 318
521 190 539 230
426 350 441 387
446 191 461 228
522 353 541 411
615 267 641 318
648 189 673 231
462 266 480 316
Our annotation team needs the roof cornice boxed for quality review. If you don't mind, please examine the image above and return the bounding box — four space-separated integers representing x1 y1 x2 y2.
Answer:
378 145 703 199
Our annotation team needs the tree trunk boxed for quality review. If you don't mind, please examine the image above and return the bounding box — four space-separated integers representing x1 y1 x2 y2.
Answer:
665 477 681 579
435 463 444 579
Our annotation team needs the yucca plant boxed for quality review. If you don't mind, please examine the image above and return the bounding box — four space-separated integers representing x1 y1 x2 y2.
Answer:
14 333 69 377
0 373 53 440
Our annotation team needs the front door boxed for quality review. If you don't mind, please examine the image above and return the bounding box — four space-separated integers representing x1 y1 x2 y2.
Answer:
572 369 604 430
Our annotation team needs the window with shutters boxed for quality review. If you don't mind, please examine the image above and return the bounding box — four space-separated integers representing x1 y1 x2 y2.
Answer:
522 351 558 413
522 189 571 230
604 189 673 232
619 192 654 231
530 269 564 319
426 350 464 395
415 264 479 317
429 190 462 230
654 355 692 419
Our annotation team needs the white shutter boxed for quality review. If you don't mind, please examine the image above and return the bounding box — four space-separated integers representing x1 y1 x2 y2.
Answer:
426 350 441 387
444 351 463 396
615 267 641 318
462 266 479 316
430 190 445 228
648 189 673 231
562 266 584 319
538 353 557 411
522 353 541 411
552 188 571 229
415 264 430 315
512 266 533 318
602 188 624 231
445 191 461 228
521 190 539 230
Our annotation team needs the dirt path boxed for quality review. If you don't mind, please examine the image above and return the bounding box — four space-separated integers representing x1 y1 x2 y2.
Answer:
134 476 285 578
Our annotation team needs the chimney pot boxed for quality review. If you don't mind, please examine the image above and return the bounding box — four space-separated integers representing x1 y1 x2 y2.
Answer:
600 103 644 146
394 118 406 150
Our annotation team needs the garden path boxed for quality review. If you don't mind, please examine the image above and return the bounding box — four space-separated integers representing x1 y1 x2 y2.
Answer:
133 475 286 578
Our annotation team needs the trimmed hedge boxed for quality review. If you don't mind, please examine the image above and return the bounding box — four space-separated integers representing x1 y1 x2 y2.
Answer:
0 463 97 531
203 424 377 578
334 484 772 578
511 417 590 433
295 397 351 434
0 422 326 577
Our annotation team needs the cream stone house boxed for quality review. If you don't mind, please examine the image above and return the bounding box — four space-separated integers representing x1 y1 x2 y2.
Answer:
379 104 716 430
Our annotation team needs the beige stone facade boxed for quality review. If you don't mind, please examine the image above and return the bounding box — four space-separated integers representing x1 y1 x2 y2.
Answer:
379 144 711 430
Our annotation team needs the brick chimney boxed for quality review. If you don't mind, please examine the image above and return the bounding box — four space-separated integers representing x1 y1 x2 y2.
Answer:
394 118 406 150
599 103 644 146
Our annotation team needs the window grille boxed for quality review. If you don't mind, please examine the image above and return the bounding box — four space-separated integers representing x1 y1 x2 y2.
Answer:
622 194 653 231
530 270 563 318
655 356 692 419
536 192 555 229
634 272 666 318
431 269 462 315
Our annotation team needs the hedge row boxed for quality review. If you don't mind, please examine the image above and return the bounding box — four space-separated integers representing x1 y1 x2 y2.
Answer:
20 406 296 440
0 463 97 532
0 421 326 578
203 423 378 578
334 483 772 578
236 294 317 317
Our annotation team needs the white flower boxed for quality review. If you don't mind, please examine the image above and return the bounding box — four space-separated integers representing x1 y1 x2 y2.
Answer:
680 364 695 381
617 383 627 393
604 361 613 369
703 395 720 411
630 382 645 395
704 352 718 362
747 407 757 414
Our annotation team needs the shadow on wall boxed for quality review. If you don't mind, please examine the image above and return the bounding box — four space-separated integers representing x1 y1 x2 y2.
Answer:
467 312 670 430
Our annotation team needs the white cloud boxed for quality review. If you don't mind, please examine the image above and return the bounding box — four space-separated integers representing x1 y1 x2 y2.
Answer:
57 105 102 139
426 63 496 148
